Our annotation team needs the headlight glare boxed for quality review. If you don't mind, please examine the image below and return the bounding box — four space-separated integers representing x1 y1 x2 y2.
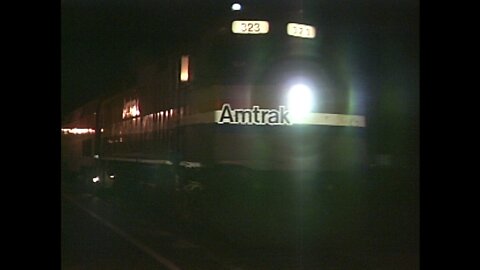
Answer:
287 84 313 120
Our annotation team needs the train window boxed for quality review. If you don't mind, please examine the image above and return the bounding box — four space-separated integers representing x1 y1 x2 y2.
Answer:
180 55 189 82
195 34 277 85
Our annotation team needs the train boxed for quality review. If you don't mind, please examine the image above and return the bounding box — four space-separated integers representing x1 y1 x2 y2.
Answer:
62 3 371 247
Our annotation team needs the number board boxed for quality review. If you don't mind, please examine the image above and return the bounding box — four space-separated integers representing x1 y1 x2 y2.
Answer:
286 23 316 39
232 20 269 34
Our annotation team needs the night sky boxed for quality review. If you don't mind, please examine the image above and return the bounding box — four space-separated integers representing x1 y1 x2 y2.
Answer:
61 0 419 120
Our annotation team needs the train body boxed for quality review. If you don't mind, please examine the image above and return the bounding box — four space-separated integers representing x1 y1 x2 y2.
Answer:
62 4 371 246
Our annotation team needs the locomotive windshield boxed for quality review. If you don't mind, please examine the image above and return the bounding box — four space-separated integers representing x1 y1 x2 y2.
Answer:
195 20 320 85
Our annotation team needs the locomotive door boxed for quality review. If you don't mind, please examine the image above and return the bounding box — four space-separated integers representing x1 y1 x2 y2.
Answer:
173 54 190 165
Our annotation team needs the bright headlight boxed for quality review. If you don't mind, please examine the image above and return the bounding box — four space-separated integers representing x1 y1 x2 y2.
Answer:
231 3 242 11
287 84 313 120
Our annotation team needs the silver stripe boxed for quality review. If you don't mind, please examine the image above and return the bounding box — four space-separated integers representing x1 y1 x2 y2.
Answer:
180 111 365 127
102 157 136 163
293 112 366 127
179 161 202 168
213 110 366 127
102 157 173 165
138 159 173 165
102 157 203 167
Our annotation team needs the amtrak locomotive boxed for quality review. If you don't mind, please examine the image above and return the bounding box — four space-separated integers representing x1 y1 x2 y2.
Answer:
62 3 369 246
